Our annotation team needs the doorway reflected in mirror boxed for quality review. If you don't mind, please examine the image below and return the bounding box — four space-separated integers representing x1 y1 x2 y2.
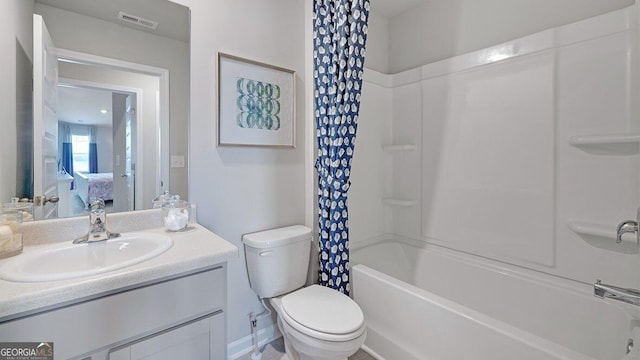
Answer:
55 62 160 218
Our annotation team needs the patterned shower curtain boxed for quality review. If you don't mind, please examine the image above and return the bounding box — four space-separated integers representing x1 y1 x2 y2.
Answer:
313 0 370 295
89 126 98 173
60 123 74 189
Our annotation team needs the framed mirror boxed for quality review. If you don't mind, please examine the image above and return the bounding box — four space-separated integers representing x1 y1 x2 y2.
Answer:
3 0 189 220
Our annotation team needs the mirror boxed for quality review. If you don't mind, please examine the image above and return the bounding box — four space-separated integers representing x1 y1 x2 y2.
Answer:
4 0 189 220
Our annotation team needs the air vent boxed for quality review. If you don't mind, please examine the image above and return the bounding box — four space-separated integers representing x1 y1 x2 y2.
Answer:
117 11 158 30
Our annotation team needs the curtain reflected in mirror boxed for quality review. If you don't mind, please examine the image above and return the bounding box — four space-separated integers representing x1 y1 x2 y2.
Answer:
59 123 72 184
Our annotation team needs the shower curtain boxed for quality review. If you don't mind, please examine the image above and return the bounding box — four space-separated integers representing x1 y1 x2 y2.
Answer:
61 123 74 189
89 126 98 173
313 0 370 295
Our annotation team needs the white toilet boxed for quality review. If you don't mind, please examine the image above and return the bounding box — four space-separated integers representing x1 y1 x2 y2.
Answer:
242 225 366 360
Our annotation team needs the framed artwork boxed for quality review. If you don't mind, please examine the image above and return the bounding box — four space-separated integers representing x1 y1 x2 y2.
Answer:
217 52 296 147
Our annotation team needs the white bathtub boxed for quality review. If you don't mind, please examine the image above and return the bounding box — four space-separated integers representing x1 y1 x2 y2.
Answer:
351 238 639 360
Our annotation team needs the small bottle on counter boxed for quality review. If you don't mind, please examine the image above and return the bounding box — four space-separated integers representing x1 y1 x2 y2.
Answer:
0 210 23 259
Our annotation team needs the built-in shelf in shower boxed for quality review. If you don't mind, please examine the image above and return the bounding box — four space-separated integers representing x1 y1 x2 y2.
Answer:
568 220 637 254
568 133 640 155
382 198 417 207
567 220 615 240
382 144 416 152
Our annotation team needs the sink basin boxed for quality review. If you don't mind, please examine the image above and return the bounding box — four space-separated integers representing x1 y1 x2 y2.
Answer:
0 232 173 282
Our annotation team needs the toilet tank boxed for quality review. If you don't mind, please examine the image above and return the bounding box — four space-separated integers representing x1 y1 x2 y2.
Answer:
242 225 312 298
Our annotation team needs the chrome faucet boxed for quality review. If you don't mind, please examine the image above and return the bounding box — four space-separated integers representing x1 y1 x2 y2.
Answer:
594 280 640 306
73 199 120 244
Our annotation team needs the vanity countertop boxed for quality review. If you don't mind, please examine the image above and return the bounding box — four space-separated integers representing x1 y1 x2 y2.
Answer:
0 215 238 322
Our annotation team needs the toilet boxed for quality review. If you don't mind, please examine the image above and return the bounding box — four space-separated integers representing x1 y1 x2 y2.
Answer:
242 225 366 360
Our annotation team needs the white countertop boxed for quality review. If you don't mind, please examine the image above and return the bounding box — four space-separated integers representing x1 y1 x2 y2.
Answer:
0 222 237 321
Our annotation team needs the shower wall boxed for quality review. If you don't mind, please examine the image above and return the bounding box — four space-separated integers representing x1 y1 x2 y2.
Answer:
350 5 640 286
388 0 634 73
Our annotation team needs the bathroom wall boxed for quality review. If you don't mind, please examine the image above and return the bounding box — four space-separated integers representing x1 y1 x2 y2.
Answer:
35 3 189 201
387 0 634 73
354 0 639 252
0 0 34 203
348 80 393 245
353 6 640 289
362 11 389 74
349 1 395 245
96 126 113 173
172 0 306 354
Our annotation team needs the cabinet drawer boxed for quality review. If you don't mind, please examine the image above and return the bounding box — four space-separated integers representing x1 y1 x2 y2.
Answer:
109 314 222 360
0 267 225 359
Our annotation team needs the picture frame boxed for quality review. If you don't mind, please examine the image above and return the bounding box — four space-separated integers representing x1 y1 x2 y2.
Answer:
217 52 296 147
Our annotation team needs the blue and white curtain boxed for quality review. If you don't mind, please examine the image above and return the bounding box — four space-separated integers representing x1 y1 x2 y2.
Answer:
60 123 74 189
313 0 370 295
89 126 98 173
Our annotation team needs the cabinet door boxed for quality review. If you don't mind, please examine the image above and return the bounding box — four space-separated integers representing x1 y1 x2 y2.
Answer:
109 313 224 360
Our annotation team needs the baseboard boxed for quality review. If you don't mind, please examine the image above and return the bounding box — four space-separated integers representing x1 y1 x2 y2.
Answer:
227 324 282 360
361 345 385 360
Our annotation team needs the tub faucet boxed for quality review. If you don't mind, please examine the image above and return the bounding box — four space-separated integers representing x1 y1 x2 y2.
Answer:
72 199 120 244
616 208 640 244
594 280 640 306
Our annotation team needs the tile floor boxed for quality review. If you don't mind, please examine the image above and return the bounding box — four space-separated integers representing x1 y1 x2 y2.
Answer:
237 337 375 360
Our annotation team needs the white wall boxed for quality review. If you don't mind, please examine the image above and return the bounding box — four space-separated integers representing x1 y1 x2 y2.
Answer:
363 11 389 74
354 7 640 289
340 3 393 242
96 126 113 173
348 80 392 243
0 0 34 202
172 0 307 353
34 3 189 200
387 0 634 73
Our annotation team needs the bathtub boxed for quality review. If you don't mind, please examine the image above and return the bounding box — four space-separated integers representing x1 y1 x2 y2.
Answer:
351 238 639 360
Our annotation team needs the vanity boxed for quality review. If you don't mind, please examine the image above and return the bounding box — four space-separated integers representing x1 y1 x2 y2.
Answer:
0 209 237 360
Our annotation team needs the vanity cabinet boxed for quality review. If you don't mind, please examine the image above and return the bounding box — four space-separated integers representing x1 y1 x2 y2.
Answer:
108 315 222 360
0 266 227 360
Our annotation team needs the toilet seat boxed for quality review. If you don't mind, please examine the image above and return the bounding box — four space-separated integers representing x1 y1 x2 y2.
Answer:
277 285 365 342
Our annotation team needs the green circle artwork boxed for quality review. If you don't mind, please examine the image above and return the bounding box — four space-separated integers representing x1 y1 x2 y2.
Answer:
236 77 282 130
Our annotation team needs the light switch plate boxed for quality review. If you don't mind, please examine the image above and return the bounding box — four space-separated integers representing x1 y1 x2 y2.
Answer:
171 155 185 168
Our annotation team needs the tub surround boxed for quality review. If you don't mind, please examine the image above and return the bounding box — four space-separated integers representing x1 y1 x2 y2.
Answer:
0 208 238 321
350 4 640 287
348 6 640 359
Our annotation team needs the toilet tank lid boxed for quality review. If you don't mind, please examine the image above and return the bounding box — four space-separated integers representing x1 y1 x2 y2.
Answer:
242 225 312 249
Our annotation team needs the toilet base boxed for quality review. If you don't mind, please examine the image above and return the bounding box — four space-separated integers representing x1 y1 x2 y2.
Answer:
280 354 346 360
276 313 362 360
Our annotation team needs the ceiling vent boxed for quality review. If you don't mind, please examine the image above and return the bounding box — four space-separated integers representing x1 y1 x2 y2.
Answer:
117 11 158 30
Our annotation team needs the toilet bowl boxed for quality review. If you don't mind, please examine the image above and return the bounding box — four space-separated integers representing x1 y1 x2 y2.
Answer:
271 285 366 360
242 226 367 360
